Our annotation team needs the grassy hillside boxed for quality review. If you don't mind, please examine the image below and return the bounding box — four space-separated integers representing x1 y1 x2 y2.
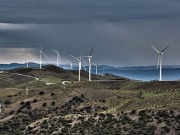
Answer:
0 65 180 134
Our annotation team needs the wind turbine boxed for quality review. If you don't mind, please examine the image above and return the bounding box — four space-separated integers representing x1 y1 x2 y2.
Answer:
26 53 33 68
151 45 170 81
70 55 86 81
65 60 73 69
93 63 98 75
39 45 48 69
83 66 87 71
84 44 95 81
51 47 63 67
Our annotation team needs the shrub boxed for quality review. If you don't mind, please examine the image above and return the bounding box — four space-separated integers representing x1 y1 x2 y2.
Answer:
27 105 31 110
169 110 174 115
9 110 15 115
52 101 55 106
99 113 105 118
25 101 31 106
163 126 170 133
138 110 146 116
32 99 37 103
42 103 47 107
51 93 55 96
39 91 45 95
4 100 11 105
17 109 22 114
20 101 25 105
130 110 137 115
61 127 68 133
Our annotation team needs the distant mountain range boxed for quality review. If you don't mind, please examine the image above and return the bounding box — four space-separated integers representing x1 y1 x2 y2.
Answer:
1 63 180 81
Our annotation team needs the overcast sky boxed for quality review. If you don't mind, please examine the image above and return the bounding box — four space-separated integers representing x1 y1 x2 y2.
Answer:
0 0 180 66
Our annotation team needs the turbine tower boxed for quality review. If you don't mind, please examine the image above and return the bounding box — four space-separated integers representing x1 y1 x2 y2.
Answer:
26 53 33 68
65 60 73 69
84 44 95 81
52 47 63 67
70 55 85 81
39 45 48 69
93 63 98 75
151 45 170 81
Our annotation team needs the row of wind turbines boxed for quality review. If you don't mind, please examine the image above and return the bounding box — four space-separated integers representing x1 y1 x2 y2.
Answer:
24 44 170 82
26 44 97 81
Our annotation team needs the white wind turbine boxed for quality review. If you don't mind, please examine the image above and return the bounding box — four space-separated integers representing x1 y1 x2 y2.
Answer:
70 55 86 81
26 53 33 68
93 63 98 75
151 45 170 81
83 66 87 71
51 47 63 67
84 44 95 81
39 45 48 69
65 60 73 69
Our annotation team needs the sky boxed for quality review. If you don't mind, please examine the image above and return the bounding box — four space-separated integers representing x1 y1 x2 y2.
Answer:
0 0 180 66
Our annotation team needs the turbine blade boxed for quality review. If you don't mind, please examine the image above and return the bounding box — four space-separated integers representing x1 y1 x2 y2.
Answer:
83 66 86 70
51 50 58 53
27 53 33 59
41 43 43 51
81 57 86 63
70 55 80 62
59 47 64 53
93 63 97 66
89 44 95 56
65 60 71 64
41 52 48 59
160 45 170 53
151 45 160 53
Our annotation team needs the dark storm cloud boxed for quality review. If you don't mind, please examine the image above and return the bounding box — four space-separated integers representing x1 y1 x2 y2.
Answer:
0 0 180 65
0 0 180 23
0 29 40 47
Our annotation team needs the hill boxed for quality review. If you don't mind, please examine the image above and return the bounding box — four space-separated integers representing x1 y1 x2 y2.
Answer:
2 63 180 81
0 66 180 134
0 65 128 87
